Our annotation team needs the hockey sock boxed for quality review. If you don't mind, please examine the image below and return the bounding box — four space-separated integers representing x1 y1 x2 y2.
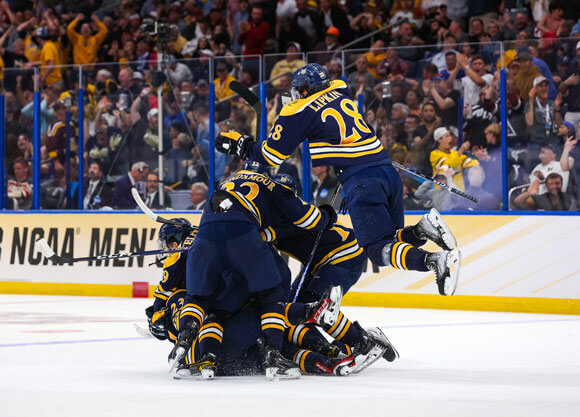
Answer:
197 320 223 359
325 311 362 347
286 323 339 356
396 226 427 247
288 347 336 374
260 303 287 350
284 302 307 325
382 242 429 272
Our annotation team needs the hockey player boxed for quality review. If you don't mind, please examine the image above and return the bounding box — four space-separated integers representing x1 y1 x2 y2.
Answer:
170 159 345 380
215 63 461 296
148 212 355 378
267 173 399 371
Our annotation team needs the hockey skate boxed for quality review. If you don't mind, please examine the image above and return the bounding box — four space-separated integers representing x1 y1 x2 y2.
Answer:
259 339 301 380
415 208 457 251
173 353 217 380
366 327 400 362
305 286 343 327
349 322 388 374
425 249 461 296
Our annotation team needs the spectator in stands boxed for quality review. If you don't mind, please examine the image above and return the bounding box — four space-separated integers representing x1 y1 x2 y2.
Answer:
66 13 108 70
430 127 479 191
192 102 228 181
144 172 171 209
425 76 460 127
529 143 569 195
293 0 324 51
391 103 410 126
187 182 209 210
112 161 149 210
375 44 410 78
312 165 342 207
536 2 565 40
448 19 468 43
347 55 375 89
80 161 113 210
449 54 493 115
16 134 33 163
319 0 353 45
231 0 250 54
525 76 562 165
560 132 579 203
391 21 425 62
414 172 453 211
472 123 502 198
440 51 465 91
349 10 376 49
463 78 500 148
403 114 420 148
165 55 193 86
405 89 423 116
7 157 33 210
38 27 63 92
390 0 424 30
363 39 387 79
165 132 191 188
46 102 71 178
130 88 171 170
238 5 269 56
514 173 573 211
412 101 441 175
312 26 341 65
214 62 236 101
269 42 305 88
563 42 580 129
442 165 501 211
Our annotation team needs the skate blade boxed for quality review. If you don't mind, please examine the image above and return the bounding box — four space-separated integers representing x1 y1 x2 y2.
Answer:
265 367 301 381
444 249 461 296
428 209 457 250
173 369 209 381
351 346 386 374
369 328 400 362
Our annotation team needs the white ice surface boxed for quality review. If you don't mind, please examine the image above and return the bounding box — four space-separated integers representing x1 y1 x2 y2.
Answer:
1 295 579 417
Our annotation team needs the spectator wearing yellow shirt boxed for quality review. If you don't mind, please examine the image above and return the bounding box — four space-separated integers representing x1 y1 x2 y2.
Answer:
66 13 108 70
269 43 305 87
363 40 387 79
214 62 236 101
430 127 479 191
37 27 63 92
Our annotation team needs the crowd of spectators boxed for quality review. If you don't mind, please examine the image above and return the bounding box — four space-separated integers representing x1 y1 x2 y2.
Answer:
1 0 580 211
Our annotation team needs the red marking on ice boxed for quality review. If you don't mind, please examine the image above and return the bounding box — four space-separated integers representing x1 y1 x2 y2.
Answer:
132 281 149 298
22 330 86 333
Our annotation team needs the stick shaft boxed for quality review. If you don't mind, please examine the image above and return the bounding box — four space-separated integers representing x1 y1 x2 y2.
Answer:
292 184 342 302
392 161 478 203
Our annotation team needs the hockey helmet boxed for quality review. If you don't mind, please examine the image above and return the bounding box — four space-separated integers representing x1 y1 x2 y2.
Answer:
291 63 329 100
271 173 297 194
157 218 192 250
242 159 272 175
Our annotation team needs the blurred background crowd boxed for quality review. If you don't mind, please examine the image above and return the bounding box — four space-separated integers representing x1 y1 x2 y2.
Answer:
2 0 580 212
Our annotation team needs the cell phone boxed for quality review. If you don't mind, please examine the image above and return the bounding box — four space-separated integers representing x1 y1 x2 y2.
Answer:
119 93 129 111
180 91 192 107
381 81 392 99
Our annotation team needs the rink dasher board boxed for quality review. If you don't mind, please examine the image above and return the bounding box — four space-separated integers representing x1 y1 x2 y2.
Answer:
0 213 578 315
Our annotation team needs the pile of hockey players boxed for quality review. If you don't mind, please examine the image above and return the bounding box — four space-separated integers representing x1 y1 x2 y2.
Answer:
145 63 461 380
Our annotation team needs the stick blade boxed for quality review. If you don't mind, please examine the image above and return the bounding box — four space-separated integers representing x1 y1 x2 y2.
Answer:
35 238 64 265
229 81 260 109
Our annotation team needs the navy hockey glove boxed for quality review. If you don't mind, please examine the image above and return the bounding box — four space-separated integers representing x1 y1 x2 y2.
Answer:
145 305 169 341
215 130 253 159
318 204 338 229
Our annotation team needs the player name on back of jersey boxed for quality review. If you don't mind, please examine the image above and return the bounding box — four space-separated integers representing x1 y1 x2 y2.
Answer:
307 90 342 112
230 172 276 191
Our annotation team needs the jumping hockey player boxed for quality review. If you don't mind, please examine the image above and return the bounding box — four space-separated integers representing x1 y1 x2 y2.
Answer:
215 63 461 296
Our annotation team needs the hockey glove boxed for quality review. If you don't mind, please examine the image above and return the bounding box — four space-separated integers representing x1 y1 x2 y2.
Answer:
145 306 169 341
215 130 254 159
318 204 338 229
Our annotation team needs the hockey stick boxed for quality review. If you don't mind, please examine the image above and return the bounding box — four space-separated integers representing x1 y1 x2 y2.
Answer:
292 183 343 302
229 80 262 141
131 188 199 230
133 323 154 338
392 161 478 203
35 238 189 265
